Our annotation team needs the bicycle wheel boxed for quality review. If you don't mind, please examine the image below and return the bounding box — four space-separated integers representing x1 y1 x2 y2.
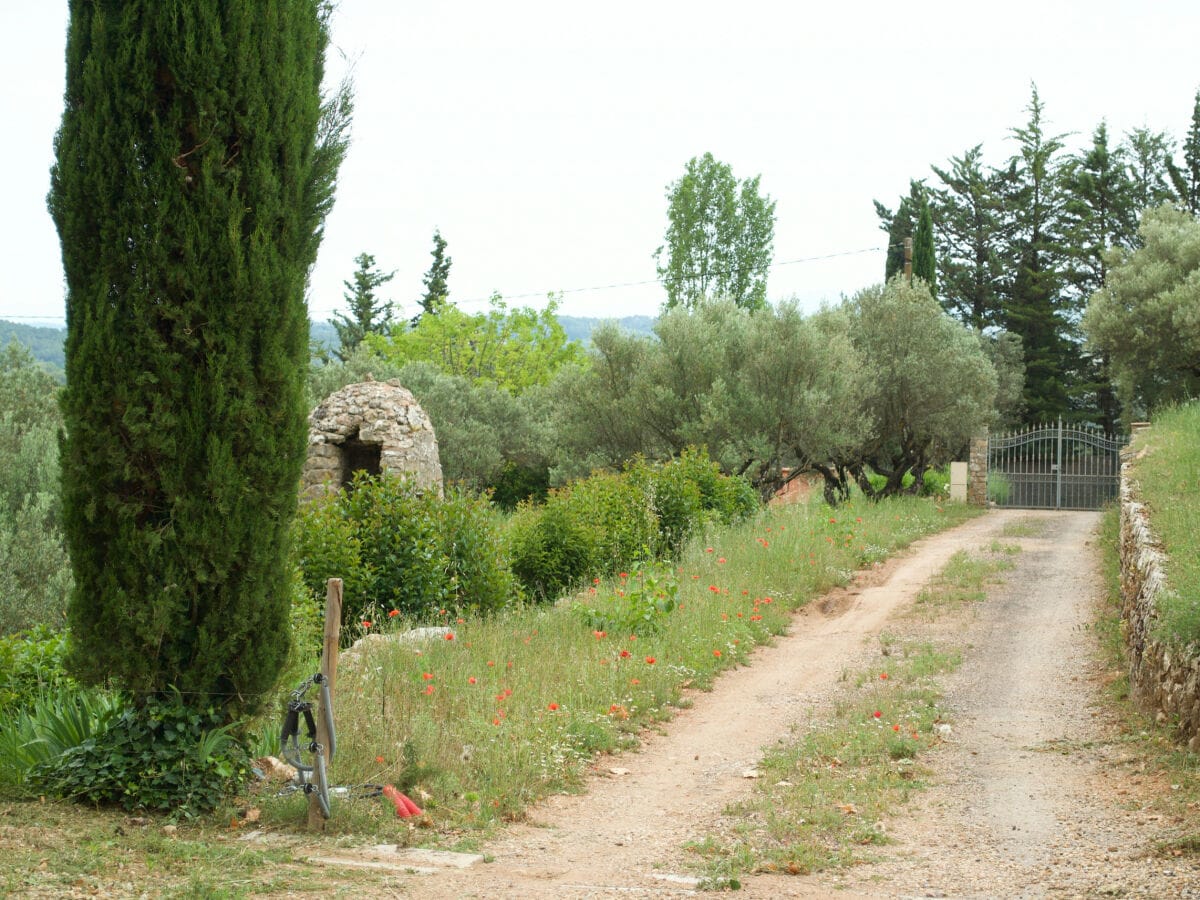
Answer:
312 748 331 819
318 680 336 761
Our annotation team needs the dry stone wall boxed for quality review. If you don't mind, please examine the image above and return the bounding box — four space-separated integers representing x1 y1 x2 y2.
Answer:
1119 437 1200 749
301 379 443 502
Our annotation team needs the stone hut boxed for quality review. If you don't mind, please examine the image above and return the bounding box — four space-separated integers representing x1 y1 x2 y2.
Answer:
300 379 443 501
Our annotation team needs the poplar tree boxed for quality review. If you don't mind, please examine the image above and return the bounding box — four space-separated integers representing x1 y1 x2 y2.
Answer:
49 1 350 716
1167 90 1200 215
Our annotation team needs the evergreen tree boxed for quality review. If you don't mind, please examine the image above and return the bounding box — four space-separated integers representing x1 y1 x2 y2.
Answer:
332 252 395 360
912 195 937 295
49 1 350 716
996 86 1073 423
1059 122 1138 429
1123 127 1178 213
654 153 776 310
1167 90 1200 215
419 229 453 317
873 180 925 280
929 146 1007 330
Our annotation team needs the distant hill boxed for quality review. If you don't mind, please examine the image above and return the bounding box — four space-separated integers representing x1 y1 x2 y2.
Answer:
1 314 656 373
558 315 656 343
0 321 66 374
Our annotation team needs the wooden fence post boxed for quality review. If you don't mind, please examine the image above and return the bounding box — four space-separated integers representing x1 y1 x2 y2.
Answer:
308 578 342 830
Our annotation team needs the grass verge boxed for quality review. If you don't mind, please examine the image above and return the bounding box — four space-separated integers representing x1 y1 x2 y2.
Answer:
1132 402 1200 646
686 544 1014 886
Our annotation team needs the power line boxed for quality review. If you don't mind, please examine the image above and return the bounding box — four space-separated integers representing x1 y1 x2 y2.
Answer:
2 243 892 323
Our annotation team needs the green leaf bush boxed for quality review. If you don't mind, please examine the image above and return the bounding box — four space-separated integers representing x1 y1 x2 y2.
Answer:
506 448 758 602
33 691 252 819
292 474 519 626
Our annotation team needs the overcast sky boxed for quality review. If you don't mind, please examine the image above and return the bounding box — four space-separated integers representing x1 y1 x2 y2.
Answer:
2 1 1199 327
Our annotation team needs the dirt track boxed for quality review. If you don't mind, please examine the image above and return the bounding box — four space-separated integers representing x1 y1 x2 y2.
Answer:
314 510 1200 898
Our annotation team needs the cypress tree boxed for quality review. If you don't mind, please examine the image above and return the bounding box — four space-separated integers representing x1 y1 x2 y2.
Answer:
912 197 937 295
49 1 350 716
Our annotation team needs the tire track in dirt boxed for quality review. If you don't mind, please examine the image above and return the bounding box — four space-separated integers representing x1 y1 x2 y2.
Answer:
352 512 1016 898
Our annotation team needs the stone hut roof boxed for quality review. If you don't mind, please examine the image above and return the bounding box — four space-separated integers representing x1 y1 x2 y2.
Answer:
300 378 443 501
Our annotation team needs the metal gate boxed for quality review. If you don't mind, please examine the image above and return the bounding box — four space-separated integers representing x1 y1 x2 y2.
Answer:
987 419 1127 510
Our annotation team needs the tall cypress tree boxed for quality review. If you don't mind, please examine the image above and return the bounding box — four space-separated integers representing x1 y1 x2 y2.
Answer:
49 1 350 716
911 196 937 295
873 180 925 280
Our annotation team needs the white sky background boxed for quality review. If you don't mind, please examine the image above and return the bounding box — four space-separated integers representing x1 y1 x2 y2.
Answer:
2 1 1199 326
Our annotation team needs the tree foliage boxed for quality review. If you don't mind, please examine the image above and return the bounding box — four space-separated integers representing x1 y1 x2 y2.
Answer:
654 153 775 310
1083 204 1200 415
49 0 350 715
368 294 583 394
331 252 395 360
416 228 452 324
839 278 999 500
0 343 71 635
912 196 937 294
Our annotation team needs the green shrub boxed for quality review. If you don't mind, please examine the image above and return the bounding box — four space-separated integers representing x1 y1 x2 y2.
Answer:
33 691 252 818
565 472 658 573
574 563 679 636
0 625 73 717
489 461 550 511
293 475 519 625
670 446 758 523
506 500 602 603
0 686 124 793
626 457 704 557
291 497 372 614
921 466 950 498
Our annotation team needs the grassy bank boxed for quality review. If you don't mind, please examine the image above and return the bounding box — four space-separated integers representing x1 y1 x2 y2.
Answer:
1132 402 1200 646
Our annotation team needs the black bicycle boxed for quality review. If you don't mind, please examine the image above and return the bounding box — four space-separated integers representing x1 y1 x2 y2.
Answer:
280 673 336 818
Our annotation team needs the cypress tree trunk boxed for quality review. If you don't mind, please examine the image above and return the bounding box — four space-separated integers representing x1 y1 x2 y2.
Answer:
49 1 349 716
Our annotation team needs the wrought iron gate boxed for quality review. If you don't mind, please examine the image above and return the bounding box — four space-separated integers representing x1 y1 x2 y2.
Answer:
987 419 1127 510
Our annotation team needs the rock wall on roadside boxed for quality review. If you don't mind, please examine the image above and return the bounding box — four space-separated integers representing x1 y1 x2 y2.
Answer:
1119 438 1200 750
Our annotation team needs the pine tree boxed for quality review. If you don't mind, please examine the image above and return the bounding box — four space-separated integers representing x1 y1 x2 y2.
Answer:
996 86 1073 423
413 229 452 326
1060 122 1137 430
929 146 1007 330
49 1 350 716
912 196 937 295
1124 127 1178 213
332 252 395 359
1167 90 1200 215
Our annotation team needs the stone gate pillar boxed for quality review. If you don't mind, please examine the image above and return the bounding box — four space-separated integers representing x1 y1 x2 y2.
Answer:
967 429 988 507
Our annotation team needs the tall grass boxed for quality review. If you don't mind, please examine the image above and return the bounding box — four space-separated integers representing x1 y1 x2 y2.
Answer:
261 495 978 835
1133 402 1200 646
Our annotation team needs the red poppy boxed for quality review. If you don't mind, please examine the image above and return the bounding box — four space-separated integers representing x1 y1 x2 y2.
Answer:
388 609 400 618
422 672 434 681
361 620 372 629
445 632 455 640
375 755 385 764
423 685 434 695
713 649 722 657
468 676 477 685
630 678 640 685
644 656 656 665
879 672 889 680
593 630 607 639
620 649 631 659
548 702 559 711
487 660 495 667
893 724 901 732
717 557 726 564
705 547 714 553
872 710 882 719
